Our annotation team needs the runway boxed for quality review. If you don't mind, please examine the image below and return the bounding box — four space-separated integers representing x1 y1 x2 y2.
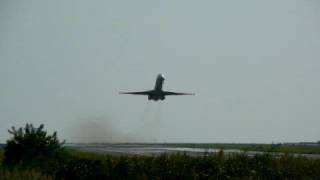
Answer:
66 143 320 159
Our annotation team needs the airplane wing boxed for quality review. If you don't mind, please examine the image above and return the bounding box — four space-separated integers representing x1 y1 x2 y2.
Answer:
163 91 195 95
119 90 153 95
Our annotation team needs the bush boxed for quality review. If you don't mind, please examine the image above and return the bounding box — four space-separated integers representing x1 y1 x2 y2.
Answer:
3 124 64 167
2 124 320 179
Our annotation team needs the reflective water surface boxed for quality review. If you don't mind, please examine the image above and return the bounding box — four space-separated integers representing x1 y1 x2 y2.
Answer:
66 143 320 159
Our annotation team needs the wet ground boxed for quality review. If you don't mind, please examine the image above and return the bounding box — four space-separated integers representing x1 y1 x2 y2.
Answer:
66 143 320 159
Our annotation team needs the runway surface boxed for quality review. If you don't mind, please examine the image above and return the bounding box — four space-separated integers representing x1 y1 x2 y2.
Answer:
66 143 320 159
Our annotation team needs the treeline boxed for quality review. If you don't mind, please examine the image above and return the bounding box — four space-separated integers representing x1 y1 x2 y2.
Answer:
1 124 320 179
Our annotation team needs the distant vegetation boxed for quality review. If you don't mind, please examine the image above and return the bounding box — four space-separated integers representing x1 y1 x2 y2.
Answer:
1 124 320 179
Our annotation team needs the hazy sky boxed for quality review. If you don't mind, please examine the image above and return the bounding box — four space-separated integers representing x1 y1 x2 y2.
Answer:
1 0 320 143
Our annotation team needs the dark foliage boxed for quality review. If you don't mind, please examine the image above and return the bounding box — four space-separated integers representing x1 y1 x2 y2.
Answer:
1 147 320 179
48 151 320 180
1 124 320 179
3 124 64 166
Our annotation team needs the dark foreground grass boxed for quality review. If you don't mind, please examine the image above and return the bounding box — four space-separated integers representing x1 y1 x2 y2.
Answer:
1 149 320 180
0 168 52 180
0 150 50 180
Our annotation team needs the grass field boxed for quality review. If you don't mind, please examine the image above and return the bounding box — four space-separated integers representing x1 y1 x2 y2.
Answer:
0 149 3 164
1 148 320 179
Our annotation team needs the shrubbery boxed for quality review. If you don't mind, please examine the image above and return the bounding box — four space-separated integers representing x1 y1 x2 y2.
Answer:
51 152 320 180
1 124 320 179
0 168 53 180
3 124 64 167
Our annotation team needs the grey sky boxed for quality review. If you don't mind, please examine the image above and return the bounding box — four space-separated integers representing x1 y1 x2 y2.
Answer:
1 0 320 143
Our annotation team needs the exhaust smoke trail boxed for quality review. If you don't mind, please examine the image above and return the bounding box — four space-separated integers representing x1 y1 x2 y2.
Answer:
139 100 152 124
126 101 153 142
153 102 163 142
128 101 164 142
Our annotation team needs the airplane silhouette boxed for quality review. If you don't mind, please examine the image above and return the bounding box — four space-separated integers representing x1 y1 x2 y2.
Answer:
120 74 195 101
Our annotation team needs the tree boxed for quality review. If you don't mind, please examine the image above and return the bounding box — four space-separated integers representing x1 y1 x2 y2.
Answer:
3 123 65 166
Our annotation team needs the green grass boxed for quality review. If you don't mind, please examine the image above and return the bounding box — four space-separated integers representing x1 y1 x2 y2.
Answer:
0 168 52 180
0 150 53 180
57 149 320 179
0 150 3 166
1 147 320 179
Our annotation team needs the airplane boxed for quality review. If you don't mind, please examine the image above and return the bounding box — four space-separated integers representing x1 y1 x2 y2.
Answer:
120 74 195 101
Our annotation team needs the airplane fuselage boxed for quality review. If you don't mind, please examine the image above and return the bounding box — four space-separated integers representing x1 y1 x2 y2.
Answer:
148 74 166 101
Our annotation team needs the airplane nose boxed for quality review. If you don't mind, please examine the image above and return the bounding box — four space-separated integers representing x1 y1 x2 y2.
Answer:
160 74 165 79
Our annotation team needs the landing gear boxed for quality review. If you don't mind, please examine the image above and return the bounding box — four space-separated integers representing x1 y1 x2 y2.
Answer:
148 95 165 101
